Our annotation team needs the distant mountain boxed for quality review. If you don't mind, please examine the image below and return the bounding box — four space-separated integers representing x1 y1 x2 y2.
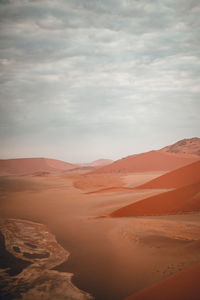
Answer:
160 137 200 156
0 158 77 175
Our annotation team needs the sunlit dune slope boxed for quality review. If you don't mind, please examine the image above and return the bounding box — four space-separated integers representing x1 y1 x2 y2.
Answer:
110 182 200 217
89 150 199 174
135 160 200 189
0 158 77 175
124 263 200 300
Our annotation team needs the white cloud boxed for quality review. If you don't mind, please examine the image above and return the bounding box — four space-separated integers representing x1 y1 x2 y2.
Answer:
0 0 199 161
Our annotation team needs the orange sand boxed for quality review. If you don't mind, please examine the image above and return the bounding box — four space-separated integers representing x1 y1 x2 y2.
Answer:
90 151 199 174
125 263 200 300
0 158 77 175
110 182 200 217
1 144 200 299
73 173 124 191
136 160 200 189
0 172 200 300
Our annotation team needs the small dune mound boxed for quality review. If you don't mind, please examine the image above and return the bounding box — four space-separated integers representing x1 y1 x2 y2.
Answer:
135 160 200 189
110 182 200 217
124 263 200 300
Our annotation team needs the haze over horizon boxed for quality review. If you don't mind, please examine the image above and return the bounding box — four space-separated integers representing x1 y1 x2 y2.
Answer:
0 0 200 163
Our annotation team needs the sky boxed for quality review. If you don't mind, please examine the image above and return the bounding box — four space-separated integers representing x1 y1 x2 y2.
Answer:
0 0 199 163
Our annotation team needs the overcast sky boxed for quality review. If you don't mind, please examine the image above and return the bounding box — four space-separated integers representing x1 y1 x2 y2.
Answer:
0 0 199 163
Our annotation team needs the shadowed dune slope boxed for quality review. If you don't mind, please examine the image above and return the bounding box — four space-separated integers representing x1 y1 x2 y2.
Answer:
0 158 77 175
110 182 200 217
125 263 200 300
135 160 200 189
90 151 199 174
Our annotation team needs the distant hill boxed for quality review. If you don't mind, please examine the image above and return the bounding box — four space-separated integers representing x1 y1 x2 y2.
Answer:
0 158 77 175
160 137 200 156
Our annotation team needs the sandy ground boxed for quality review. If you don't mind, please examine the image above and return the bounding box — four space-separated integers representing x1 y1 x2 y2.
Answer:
0 172 200 300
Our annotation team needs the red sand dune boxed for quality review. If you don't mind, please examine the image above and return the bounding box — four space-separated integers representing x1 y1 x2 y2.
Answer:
0 158 77 175
110 182 200 217
125 263 200 300
90 150 199 174
160 137 200 157
135 160 200 189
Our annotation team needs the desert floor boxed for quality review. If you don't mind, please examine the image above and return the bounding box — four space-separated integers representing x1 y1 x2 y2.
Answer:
0 171 200 300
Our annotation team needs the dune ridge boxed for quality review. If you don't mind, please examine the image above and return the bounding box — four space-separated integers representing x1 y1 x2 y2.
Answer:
110 182 200 217
135 160 200 189
89 150 199 174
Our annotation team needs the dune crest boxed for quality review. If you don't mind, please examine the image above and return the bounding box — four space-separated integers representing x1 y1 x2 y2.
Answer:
110 182 200 217
89 150 199 174
135 160 200 189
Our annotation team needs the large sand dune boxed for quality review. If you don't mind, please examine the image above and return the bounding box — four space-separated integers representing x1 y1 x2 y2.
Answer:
0 158 77 175
110 182 200 217
125 263 200 300
135 160 200 189
90 150 199 174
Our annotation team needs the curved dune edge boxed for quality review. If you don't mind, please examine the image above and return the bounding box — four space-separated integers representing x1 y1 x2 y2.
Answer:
86 186 134 194
0 218 93 300
124 263 200 300
109 182 200 217
135 160 200 189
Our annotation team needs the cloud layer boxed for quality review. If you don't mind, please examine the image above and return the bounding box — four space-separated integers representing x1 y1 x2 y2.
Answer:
0 0 199 162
